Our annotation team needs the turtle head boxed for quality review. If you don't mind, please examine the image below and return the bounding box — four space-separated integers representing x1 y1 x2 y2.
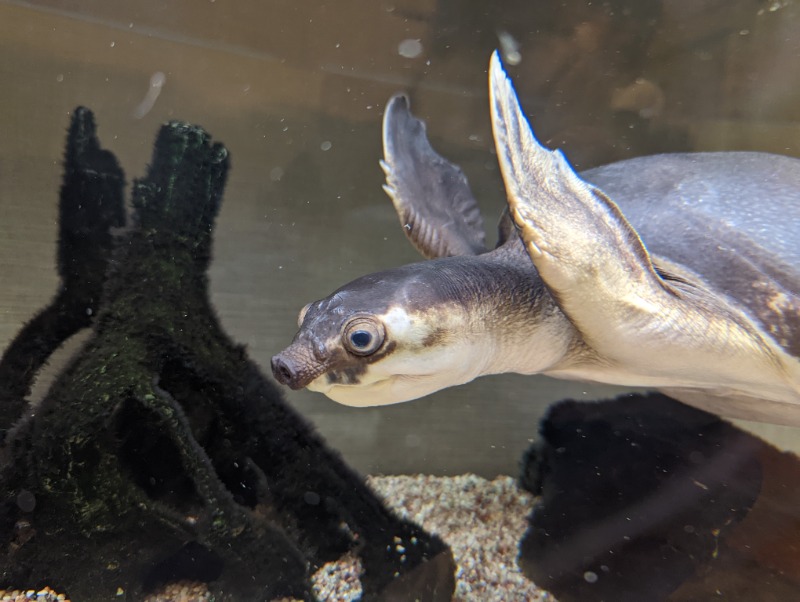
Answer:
271 260 500 407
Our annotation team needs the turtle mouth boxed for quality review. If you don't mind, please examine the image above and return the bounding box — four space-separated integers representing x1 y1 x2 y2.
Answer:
307 375 400 407
271 344 411 406
307 371 454 407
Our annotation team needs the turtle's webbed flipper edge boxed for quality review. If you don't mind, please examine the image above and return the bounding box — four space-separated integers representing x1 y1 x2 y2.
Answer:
488 51 666 314
381 93 486 259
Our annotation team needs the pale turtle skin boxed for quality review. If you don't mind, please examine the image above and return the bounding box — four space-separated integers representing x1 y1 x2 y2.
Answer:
272 52 800 425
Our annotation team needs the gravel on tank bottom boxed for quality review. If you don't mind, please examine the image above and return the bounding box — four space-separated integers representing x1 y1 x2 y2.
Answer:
158 474 550 602
362 474 552 602
0 588 68 601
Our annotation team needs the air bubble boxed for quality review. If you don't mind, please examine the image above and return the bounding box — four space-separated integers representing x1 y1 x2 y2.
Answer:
398 39 423 59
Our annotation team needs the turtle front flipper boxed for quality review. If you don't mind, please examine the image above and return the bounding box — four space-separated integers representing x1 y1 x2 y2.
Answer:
488 51 800 408
381 94 486 259
488 51 670 331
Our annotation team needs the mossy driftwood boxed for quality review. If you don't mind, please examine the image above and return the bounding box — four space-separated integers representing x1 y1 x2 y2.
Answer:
0 109 455 601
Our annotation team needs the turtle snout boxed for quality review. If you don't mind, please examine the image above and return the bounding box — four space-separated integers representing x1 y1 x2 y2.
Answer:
271 353 301 388
271 346 323 390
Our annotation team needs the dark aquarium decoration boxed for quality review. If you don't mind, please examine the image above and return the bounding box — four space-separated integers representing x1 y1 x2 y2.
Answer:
520 393 800 602
0 109 455 601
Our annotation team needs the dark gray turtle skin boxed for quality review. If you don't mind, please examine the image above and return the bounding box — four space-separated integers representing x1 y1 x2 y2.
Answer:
272 52 800 425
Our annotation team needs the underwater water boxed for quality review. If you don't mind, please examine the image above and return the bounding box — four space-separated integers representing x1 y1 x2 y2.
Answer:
0 0 799 600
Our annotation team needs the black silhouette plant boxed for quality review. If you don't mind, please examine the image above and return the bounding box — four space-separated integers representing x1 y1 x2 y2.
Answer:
0 108 455 601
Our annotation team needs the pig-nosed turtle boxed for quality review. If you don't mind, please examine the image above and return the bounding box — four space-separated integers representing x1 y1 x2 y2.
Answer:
272 52 800 425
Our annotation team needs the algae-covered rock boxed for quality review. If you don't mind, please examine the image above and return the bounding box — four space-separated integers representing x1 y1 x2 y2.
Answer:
0 109 454 601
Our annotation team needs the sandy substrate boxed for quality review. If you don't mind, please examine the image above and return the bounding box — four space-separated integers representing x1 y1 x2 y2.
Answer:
8 475 551 602
366 474 550 602
270 474 552 601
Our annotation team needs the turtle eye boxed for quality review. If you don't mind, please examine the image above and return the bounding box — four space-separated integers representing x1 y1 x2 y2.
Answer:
342 317 385 356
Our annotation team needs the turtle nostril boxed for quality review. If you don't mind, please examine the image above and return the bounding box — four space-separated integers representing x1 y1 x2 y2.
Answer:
271 355 296 386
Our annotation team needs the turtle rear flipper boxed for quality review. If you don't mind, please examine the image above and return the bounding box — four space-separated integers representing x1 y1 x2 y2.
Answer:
488 51 800 408
381 93 486 259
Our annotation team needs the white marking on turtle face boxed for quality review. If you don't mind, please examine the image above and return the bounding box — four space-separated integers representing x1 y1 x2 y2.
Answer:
381 306 425 346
